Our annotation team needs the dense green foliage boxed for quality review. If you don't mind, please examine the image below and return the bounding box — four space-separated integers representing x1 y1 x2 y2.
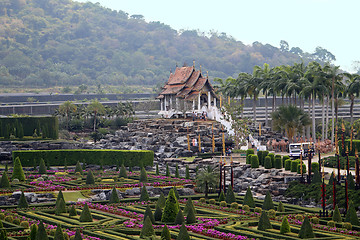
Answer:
13 149 153 167
119 164 127 178
73 229 82 240
185 165 190 179
143 205 155 224
186 203 196 224
177 223 190 240
55 198 66 215
75 161 83 174
298 217 315 239
264 156 272 169
12 157 25 181
251 155 259 168
156 192 166 209
79 203 93 222
0 173 10 188
161 225 171 240
69 205 77 217
85 170 95 185
284 159 292 171
332 205 342 222
277 201 285 212
174 209 185 224
154 205 162 221
35 221 48 240
262 191 274 210
274 155 282 169
218 190 225 202
257 211 272 231
109 187 120 204
225 185 236 203
139 185 149 202
0 117 58 139
18 191 29 208
161 188 179 223
140 216 154 238
243 187 255 208
54 225 64 240
183 197 196 215
345 201 359 226
38 158 47 174
139 167 148 183
280 216 290 234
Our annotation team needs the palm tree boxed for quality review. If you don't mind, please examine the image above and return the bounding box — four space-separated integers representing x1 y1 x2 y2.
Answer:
271 105 311 142
196 165 219 199
344 73 360 124
239 71 259 123
87 99 106 131
58 101 77 130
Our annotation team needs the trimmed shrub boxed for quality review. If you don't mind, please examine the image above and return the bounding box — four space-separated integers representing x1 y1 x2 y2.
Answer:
333 205 342 222
243 187 255 208
12 157 25 181
79 203 93 222
30 224 38 240
295 214 304 221
56 190 65 203
209 199 216 205
310 217 319 224
18 191 29 208
298 217 315 239
348 173 356 190
85 170 95 185
73 229 82 240
254 207 262 214
246 149 254 157
312 169 322 183
284 159 292 171
268 153 275 167
311 162 319 172
328 220 336 227
140 216 155 238
109 187 120 204
199 198 206 203
165 163 170 177
246 154 253 164
4 216 13 223
161 188 179 223
54 225 64 240
345 201 359 225
262 191 274 210
297 163 306 174
143 205 155 224
251 155 259 168
264 156 272 169
140 185 149 202
291 160 299 172
161 224 171 240
0 173 10 188
186 205 196 224
268 209 276 219
154 205 162 221
0 230 7 240
69 205 77 217
185 165 190 179
36 221 49 240
242 205 250 212
156 192 166 209
282 155 290 165
274 156 282 169
175 164 180 178
140 167 148 183
20 221 29 228
230 202 239 209
156 163 159 175
119 164 127 178
55 198 67 215
173 186 180 200
183 198 196 215
225 185 236 203
38 158 47 174
280 216 290 234
75 161 83 174
220 201 227 207
342 222 352 230
257 211 272 231
175 209 185 224
13 218 20 225
277 201 285 212
177 223 190 240
218 190 225 202
257 151 263 165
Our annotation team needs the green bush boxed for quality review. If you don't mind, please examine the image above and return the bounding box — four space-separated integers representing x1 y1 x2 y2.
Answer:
254 207 262 214
54 225 64 240
246 149 254 156
311 162 319 172
109 187 120 204
55 198 66 215
143 205 155 224
161 225 171 240
175 209 185 224
12 157 25 181
161 188 179 223
242 205 250 212
218 190 225 202
75 161 83 174
327 220 336 227
264 156 272 169
312 169 322 183
268 209 276 219
85 170 95 185
280 216 290 234
173 186 180 200
139 185 149 202
342 222 352 230
69 205 77 217
284 159 292 171
0 173 10 188
345 201 359 225
268 153 275 167
297 163 306 174
139 167 148 183
243 187 255 208
20 221 29 228
246 154 253 164
274 156 282 169
298 217 315 239
185 165 190 179
209 199 216 205
333 205 342 222
348 173 356 190
18 191 29 208
38 158 47 174
257 211 272 231
220 201 227 207
36 221 49 240
225 185 236 203
277 201 285 212
79 203 93 222
13 218 21 225
177 223 190 240
154 205 162 221
230 202 239 209
295 214 304 221
262 191 274 210
165 163 170 177
156 192 166 209
30 224 38 240
140 216 154 238
13 149 154 167
4 216 13 223
310 217 319 224
73 229 82 240
183 197 196 215
291 160 299 172
119 164 127 178
282 155 290 165
251 155 259 168
186 205 196 224
199 198 206 203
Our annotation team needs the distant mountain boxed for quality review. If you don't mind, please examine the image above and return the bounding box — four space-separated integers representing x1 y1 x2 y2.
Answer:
0 0 330 88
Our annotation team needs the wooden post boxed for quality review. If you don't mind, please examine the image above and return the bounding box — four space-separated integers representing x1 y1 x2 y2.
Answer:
231 156 234 189
333 172 336 210
356 149 359 187
219 157 222 195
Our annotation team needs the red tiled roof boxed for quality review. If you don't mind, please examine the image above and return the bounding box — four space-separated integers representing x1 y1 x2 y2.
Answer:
168 67 194 85
185 70 201 88
160 84 185 95
192 77 207 91
185 91 200 100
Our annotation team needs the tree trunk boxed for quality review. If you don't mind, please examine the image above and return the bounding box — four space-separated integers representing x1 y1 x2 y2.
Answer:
265 92 268 126
205 181 208 199
325 96 329 140
331 77 335 146
321 94 325 141
93 111 97 131
312 92 316 143
350 95 354 124
307 98 311 141
253 94 257 124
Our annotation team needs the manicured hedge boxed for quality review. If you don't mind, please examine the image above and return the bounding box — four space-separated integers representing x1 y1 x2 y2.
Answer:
339 139 360 156
12 149 153 167
0 116 58 139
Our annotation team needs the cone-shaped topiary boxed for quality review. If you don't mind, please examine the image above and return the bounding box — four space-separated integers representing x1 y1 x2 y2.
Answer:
186 205 196 224
18 191 29 208
262 191 274 210
38 159 47 174
218 190 225 202
0 220 3 228
143 205 155 224
177 223 190 240
312 169 322 183
280 216 291 234
12 157 25 181
54 225 64 240
183 197 196 215
140 216 154 239
128 166 132 173
85 170 95 185
156 163 159 175
119 164 127 178
225 185 236 203
56 190 65 204
29 224 38 240
75 161 83 174
264 156 272 169
175 164 180 178
55 198 67 215
139 167 148 183
277 201 285 212
154 205 163 221
175 209 185 224
73 229 82 240
109 187 120 204
69 205 77 217
36 221 49 240
165 163 170 177
161 188 180 223
332 204 342 222
251 155 259 168
161 224 171 240
0 173 10 188
185 165 190 179
257 210 272 231
0 229 7 240
140 185 149 202
156 192 166 209
173 186 180 200
79 203 93 222
348 173 356 190
345 201 359 225
298 216 315 239
243 187 255 208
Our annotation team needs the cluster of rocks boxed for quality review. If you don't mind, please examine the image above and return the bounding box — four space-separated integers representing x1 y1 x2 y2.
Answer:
0 191 55 206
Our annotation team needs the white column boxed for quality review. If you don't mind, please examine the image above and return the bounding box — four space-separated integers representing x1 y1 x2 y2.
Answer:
208 91 211 109
169 96 173 109
192 100 195 110
214 98 217 107
160 99 163 111
175 97 178 111
198 93 201 110
164 95 167 111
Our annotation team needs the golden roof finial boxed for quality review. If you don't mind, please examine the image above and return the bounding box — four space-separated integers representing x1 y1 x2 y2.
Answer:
206 71 209 78
193 60 195 68
200 65 202 73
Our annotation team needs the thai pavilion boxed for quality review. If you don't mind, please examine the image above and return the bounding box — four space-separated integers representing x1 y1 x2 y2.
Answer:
157 64 220 119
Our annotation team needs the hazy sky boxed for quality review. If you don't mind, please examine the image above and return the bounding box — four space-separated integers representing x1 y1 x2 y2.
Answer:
77 0 359 72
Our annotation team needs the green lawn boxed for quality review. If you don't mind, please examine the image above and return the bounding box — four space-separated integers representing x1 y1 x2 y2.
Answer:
62 191 86 202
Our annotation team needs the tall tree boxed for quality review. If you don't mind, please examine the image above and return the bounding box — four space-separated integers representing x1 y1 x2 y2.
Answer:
87 99 106 131
195 165 219 199
58 101 77 130
344 73 360 124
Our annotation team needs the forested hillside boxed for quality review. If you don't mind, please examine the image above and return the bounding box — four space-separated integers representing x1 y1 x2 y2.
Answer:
0 0 334 88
